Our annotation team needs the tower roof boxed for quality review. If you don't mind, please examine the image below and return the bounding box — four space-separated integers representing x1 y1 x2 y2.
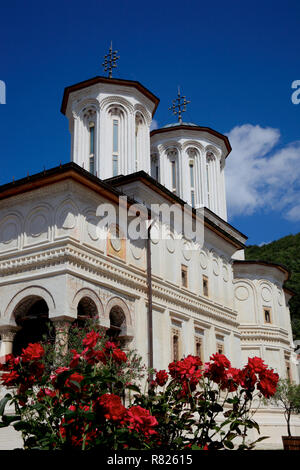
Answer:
61 76 160 116
150 123 232 157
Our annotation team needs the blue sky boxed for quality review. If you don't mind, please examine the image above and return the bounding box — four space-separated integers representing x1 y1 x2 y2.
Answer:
0 0 299 246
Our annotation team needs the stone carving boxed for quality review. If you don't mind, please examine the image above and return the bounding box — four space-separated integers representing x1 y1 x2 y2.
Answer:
199 250 208 269
235 285 249 301
166 232 175 253
29 213 48 238
261 286 272 303
212 258 220 276
182 240 191 261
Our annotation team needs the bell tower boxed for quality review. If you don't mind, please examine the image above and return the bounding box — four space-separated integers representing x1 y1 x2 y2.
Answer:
150 89 231 221
61 46 159 179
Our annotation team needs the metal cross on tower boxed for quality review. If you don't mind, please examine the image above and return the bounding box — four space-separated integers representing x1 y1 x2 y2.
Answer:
102 42 120 78
169 87 190 123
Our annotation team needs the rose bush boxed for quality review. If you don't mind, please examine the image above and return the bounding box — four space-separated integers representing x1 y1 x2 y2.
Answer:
0 329 279 450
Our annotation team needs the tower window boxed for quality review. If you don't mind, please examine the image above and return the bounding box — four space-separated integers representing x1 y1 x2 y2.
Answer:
171 160 177 192
151 154 159 181
264 308 272 324
181 264 188 288
112 119 119 176
203 275 209 297
189 160 195 187
113 119 118 153
89 122 95 175
189 160 195 207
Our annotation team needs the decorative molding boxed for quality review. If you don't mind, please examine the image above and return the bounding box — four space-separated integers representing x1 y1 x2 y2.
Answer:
234 285 249 301
0 241 241 329
239 325 290 346
100 96 134 115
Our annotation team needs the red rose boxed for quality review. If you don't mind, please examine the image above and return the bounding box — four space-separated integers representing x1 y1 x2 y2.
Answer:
221 367 242 392
257 369 279 398
21 343 45 362
69 349 81 368
97 393 126 421
155 370 168 387
125 405 158 437
82 330 100 349
1 370 20 386
169 355 202 381
112 348 127 364
247 357 267 374
65 372 84 390
204 354 231 384
210 353 231 369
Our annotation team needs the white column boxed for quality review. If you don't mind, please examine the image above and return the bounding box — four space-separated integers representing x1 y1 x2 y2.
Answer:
0 326 19 357
52 317 74 360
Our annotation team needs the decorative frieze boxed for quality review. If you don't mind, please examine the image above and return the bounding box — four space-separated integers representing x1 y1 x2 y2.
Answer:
239 325 290 346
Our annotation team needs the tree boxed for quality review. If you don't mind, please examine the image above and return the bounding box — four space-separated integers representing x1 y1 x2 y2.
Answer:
269 378 300 436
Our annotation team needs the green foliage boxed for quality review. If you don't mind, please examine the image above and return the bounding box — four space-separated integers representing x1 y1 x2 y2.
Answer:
0 335 277 451
245 233 300 338
268 378 300 436
41 319 146 386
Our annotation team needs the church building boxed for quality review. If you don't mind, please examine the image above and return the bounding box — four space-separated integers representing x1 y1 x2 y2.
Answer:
0 49 299 448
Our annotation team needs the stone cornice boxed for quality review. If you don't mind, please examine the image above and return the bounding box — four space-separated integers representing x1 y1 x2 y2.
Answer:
239 324 291 347
0 241 239 329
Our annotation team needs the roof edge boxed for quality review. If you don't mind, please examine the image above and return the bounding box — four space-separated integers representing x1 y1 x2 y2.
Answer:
233 259 290 281
61 76 160 117
150 124 232 156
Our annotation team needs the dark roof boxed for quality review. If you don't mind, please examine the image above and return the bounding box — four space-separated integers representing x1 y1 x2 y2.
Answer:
61 76 160 116
233 259 290 281
0 163 246 249
0 162 130 205
105 171 247 248
150 124 232 156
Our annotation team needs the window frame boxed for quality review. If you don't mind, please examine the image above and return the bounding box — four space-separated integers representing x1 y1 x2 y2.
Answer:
263 307 272 324
202 275 209 297
181 264 188 288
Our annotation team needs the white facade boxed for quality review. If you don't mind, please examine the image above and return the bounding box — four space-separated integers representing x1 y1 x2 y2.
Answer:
63 78 157 179
0 74 299 449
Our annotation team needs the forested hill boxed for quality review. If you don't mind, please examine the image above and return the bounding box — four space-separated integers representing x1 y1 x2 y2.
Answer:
244 233 300 339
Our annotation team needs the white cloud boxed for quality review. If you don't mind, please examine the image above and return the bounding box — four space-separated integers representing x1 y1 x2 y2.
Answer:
285 205 300 222
150 119 158 131
225 124 300 221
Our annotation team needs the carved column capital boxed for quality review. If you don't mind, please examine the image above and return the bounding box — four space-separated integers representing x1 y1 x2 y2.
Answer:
0 325 20 342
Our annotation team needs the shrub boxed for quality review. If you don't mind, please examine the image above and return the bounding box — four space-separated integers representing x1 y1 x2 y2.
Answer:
0 330 279 450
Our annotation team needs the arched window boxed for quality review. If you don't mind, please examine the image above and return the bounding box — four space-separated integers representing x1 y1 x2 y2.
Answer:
89 122 95 175
167 149 179 194
135 113 145 172
206 151 215 209
82 107 97 175
151 153 159 181
187 148 197 208
109 107 124 177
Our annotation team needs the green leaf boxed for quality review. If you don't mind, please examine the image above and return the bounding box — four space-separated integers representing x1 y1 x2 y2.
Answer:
0 393 13 416
13 421 32 432
224 440 234 449
2 414 21 425
126 384 141 393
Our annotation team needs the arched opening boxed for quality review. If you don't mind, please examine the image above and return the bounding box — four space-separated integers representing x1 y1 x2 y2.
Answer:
13 296 52 356
74 296 98 329
106 305 126 340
